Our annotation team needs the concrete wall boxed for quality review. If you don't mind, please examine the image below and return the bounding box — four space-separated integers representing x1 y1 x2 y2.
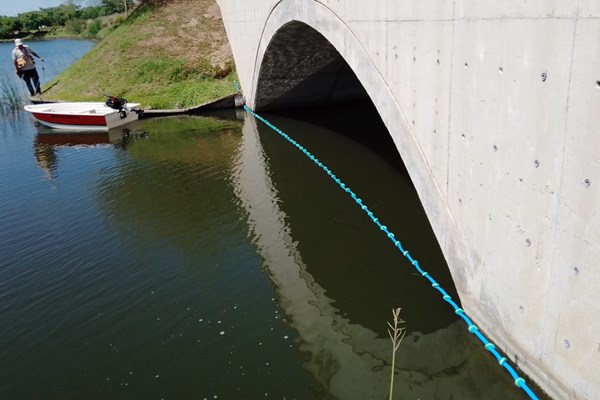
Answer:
216 1 600 398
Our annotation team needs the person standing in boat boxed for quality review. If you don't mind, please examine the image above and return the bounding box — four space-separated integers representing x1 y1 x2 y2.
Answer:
12 38 44 96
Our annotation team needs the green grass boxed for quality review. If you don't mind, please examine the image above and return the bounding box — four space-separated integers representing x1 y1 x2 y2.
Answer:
0 74 25 112
44 56 236 110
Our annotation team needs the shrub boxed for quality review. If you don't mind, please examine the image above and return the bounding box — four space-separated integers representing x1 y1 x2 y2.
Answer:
64 18 85 34
87 19 102 36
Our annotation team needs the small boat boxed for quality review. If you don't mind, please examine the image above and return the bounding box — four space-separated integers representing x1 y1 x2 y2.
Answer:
24 97 143 131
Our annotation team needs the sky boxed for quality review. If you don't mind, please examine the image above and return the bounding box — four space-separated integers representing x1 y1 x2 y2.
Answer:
0 0 76 17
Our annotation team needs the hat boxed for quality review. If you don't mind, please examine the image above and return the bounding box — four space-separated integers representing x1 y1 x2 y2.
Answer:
15 39 24 47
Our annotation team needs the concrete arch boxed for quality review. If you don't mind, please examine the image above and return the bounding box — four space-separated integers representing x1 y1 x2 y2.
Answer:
250 0 469 316
218 0 600 397
251 1 393 114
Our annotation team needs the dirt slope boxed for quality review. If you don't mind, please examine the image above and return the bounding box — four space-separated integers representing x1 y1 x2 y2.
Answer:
44 0 236 109
129 0 232 72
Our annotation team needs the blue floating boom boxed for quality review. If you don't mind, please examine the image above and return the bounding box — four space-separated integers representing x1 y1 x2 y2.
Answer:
244 104 539 400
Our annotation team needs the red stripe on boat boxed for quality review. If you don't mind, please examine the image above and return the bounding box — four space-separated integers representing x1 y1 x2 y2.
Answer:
32 113 107 126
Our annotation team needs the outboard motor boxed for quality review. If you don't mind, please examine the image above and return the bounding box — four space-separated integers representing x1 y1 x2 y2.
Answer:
105 96 128 110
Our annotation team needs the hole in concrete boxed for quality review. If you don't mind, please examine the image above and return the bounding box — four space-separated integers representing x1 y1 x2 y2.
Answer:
534 160 540 168
464 62 469 69
498 67 504 74
541 72 547 82
596 80 600 89
584 179 591 188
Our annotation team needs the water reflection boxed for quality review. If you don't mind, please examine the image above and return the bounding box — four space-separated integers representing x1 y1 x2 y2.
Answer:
33 140 58 179
33 120 147 145
236 110 535 399
0 100 540 399
93 116 246 258
32 122 148 178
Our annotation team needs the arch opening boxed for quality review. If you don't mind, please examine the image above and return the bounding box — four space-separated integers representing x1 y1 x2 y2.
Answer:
255 21 370 112
254 21 462 335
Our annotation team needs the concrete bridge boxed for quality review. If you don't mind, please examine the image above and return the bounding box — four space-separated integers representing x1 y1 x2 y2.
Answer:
215 1 600 398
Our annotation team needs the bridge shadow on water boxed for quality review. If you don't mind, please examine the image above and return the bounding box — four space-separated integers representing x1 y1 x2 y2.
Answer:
252 100 550 399
261 100 459 337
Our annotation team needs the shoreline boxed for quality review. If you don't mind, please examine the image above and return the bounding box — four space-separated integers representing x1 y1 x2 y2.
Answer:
29 93 245 116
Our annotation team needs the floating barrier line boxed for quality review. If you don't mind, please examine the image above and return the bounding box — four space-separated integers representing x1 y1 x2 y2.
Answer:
244 104 539 400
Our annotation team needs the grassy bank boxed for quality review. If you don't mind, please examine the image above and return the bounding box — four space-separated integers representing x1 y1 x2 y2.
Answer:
43 0 237 110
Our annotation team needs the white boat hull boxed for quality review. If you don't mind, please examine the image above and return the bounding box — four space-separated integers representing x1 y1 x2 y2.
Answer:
24 102 142 131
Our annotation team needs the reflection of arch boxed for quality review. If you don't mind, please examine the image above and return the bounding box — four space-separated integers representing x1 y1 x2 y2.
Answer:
250 1 472 309
232 113 521 399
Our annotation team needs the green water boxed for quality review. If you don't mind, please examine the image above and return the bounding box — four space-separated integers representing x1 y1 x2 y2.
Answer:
0 40 544 400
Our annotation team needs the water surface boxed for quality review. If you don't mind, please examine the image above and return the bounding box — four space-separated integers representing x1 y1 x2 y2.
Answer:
0 40 542 400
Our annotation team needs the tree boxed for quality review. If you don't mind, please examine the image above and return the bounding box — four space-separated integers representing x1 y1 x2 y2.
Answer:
98 0 136 15
64 18 85 34
19 11 50 31
44 4 79 26
78 6 103 20
0 0 136 38
0 16 20 37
